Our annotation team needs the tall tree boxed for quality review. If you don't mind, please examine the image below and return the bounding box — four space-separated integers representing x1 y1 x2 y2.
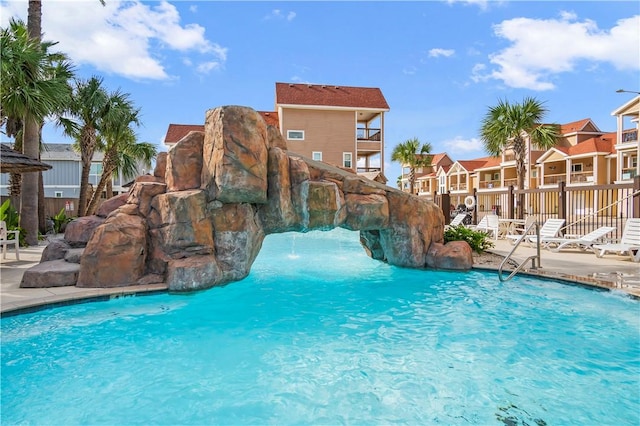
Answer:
0 18 73 244
58 77 111 216
85 103 156 215
480 97 559 218
391 137 433 195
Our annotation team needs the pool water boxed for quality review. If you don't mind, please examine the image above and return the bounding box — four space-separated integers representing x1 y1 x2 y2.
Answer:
2 229 639 425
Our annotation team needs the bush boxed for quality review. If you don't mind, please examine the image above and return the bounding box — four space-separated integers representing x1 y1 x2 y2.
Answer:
51 208 73 234
444 225 494 254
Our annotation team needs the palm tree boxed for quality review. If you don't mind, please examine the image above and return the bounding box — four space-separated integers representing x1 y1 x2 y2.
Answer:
58 77 113 216
391 137 433 195
480 97 559 218
0 18 73 244
85 106 156 216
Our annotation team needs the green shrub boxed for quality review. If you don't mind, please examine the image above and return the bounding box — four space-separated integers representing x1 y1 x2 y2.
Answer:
444 225 494 254
0 199 26 246
51 207 73 234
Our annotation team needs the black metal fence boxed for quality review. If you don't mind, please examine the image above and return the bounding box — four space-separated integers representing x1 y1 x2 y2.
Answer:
437 176 640 239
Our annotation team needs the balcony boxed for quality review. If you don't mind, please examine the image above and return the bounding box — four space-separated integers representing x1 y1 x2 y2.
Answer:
621 168 637 180
357 167 381 173
479 180 500 189
570 171 595 184
357 128 381 141
449 183 467 191
543 173 566 185
504 178 517 188
622 129 638 143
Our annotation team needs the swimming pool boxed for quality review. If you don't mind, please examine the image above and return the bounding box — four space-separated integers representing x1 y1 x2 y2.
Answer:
2 229 639 425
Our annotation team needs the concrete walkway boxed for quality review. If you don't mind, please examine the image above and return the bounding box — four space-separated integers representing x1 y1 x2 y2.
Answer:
1 238 638 315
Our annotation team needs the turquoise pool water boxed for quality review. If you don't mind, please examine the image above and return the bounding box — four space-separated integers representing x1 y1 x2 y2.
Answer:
2 229 639 425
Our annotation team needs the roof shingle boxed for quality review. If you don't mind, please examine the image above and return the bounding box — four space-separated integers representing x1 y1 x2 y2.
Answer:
276 82 389 110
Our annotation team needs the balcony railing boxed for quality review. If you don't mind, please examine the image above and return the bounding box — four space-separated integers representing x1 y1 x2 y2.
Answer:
621 168 637 180
479 180 500 189
622 129 638 143
357 167 381 173
356 128 381 141
504 178 517 187
543 173 566 185
570 171 594 184
449 183 467 191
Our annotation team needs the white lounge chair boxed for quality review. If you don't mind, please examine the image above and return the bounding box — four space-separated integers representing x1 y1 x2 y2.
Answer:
506 218 565 246
471 214 499 240
446 213 468 229
592 218 640 263
542 226 616 252
0 220 20 260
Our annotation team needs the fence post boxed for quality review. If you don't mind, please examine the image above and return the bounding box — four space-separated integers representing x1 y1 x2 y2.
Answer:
558 181 567 222
472 188 478 224
634 176 640 218
441 192 451 225
508 185 515 219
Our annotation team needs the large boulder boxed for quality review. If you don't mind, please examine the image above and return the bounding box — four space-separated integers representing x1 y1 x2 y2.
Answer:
258 147 296 233
64 215 105 247
96 193 128 218
166 255 222 292
202 106 268 204
20 260 80 288
76 213 148 287
166 131 204 191
425 241 473 270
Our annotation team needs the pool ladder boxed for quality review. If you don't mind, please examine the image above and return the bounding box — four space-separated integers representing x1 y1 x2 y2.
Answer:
498 223 541 282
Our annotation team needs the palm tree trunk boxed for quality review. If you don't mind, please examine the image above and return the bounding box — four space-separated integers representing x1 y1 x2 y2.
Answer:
27 0 41 39
20 115 40 245
86 154 117 215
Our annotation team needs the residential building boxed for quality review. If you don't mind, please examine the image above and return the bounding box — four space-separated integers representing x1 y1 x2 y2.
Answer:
164 83 390 182
398 153 454 197
275 83 389 177
611 95 639 183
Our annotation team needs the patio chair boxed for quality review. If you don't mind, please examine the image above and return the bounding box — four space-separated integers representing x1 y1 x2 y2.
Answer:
592 218 640 263
471 214 499 240
0 220 20 260
506 218 565 246
446 213 468 230
541 226 616 252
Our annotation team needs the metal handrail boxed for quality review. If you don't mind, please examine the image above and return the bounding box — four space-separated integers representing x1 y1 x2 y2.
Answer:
498 223 541 282
559 188 640 233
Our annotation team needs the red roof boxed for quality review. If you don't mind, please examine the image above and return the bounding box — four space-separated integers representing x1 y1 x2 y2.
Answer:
275 82 389 110
164 111 279 144
559 118 594 135
567 133 616 156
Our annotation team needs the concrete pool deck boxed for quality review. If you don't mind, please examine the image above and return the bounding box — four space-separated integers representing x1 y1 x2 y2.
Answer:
1 238 638 315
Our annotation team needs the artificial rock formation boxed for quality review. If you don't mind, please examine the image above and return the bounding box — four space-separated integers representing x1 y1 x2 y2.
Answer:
21 105 472 292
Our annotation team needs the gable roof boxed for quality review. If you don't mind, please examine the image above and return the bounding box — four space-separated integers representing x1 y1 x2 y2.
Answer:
275 82 389 110
164 111 280 145
559 118 600 135
538 133 616 162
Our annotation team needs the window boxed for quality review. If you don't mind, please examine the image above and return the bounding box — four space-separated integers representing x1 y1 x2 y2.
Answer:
571 163 583 173
287 130 304 140
531 170 538 178
312 151 322 161
493 172 500 180
343 152 352 168
54 191 63 198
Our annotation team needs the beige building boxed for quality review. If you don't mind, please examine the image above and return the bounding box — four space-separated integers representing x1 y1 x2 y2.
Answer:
164 82 390 183
275 83 389 178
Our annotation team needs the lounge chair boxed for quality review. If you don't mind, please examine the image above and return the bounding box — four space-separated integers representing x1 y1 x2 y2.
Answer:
0 220 20 260
542 226 616 252
506 218 565 246
471 214 499 240
592 218 640 262
446 213 468 229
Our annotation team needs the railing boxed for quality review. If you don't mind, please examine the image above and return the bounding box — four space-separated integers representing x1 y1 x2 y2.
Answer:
498 223 541 282
621 168 637 180
479 180 500 189
449 183 467 191
356 128 381 141
543 173 566 185
570 171 594 183
356 167 381 173
504 178 517 187
622 129 638 143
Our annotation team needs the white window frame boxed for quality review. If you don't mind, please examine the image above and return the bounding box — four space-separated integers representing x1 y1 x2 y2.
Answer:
571 163 583 173
287 130 305 141
54 191 63 198
343 152 352 168
312 151 322 161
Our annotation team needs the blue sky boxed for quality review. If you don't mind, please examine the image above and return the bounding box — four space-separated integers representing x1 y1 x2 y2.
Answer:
1 0 639 181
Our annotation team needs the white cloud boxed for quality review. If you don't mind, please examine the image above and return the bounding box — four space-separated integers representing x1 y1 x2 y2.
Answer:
473 13 640 90
445 0 489 10
0 0 227 80
443 136 483 153
428 48 455 58
265 9 296 21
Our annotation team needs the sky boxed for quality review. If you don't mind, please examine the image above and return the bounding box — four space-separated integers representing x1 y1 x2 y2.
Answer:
1 0 639 181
